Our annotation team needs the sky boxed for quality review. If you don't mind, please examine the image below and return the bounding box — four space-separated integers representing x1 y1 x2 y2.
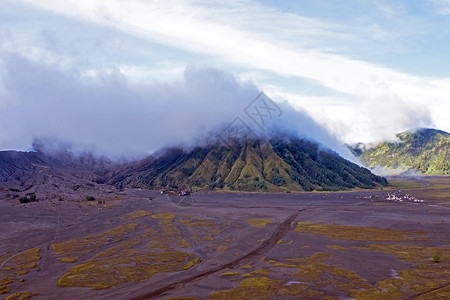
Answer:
1 0 449 158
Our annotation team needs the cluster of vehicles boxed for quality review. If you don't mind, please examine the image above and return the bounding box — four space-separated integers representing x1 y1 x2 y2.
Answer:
160 190 191 196
385 192 426 203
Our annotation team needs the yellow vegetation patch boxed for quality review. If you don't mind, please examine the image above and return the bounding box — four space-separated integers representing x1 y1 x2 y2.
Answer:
271 245 450 299
58 251 199 289
122 210 152 220
3 262 37 272
276 239 284 245
295 222 429 241
152 213 175 219
94 239 140 259
246 218 272 227
153 218 191 249
220 271 241 277
207 277 325 299
240 265 252 270
361 244 450 263
415 285 450 299
8 249 40 265
179 218 216 227
202 235 214 241
176 239 191 249
271 262 298 268
241 269 270 277
5 292 35 300
51 223 138 257
286 253 370 293
12 270 31 276
327 245 347 251
58 257 79 263
1 249 41 277
349 262 450 299
0 278 13 294
181 257 201 270
216 245 228 252
0 249 41 296
166 298 199 300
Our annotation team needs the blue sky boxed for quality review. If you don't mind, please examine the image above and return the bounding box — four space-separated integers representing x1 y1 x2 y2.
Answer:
1 0 449 156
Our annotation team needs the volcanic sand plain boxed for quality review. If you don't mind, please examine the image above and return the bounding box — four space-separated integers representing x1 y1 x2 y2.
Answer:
1 176 449 299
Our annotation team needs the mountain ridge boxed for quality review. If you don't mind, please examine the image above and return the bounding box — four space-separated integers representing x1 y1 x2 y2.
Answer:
0 136 388 195
351 128 450 175
108 137 387 192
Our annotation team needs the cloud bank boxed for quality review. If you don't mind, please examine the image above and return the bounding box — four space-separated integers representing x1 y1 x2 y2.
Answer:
0 53 352 160
1 0 447 153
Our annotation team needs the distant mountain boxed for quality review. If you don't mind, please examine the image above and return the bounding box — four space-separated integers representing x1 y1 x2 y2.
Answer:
109 137 387 192
351 128 450 175
0 150 112 195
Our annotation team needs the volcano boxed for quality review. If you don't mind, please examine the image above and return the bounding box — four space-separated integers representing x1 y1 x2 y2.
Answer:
108 137 388 192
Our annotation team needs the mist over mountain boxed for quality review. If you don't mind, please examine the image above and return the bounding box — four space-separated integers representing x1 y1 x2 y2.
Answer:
350 128 450 175
0 54 354 161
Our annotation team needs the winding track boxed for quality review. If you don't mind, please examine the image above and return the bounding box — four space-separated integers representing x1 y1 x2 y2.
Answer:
130 209 303 300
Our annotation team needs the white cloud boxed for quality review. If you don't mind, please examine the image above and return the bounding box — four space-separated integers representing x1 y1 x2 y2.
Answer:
5 0 450 145
0 53 351 159
431 0 450 14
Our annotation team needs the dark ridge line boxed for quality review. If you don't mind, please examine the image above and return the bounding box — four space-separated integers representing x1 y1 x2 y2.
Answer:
129 209 303 300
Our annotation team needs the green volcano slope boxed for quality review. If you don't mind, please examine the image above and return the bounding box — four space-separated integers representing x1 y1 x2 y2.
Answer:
357 128 450 175
111 137 387 192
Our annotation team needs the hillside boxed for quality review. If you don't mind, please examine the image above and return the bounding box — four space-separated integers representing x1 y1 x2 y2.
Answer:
110 137 387 192
0 149 114 201
353 128 450 175
0 137 388 194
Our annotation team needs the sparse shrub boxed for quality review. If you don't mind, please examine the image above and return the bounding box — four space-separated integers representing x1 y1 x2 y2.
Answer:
19 193 37 204
28 193 36 202
85 195 96 201
433 254 440 263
